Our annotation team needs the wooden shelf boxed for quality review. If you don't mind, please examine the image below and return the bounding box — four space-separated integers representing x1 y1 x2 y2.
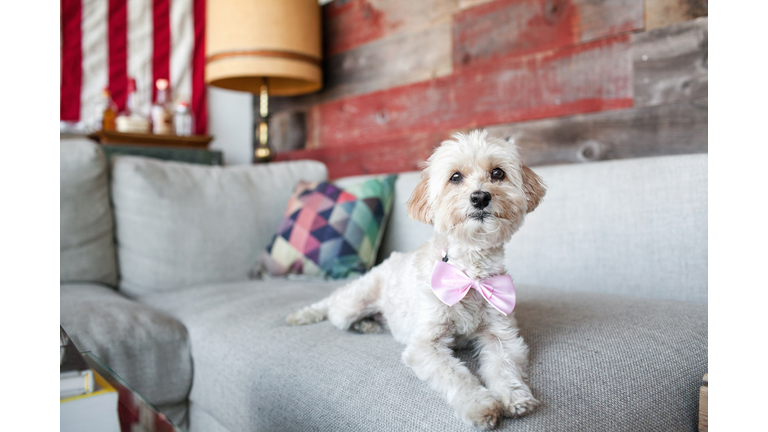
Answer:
89 130 213 148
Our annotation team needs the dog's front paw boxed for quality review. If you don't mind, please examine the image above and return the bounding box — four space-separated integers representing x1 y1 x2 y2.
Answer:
458 392 503 430
500 388 539 418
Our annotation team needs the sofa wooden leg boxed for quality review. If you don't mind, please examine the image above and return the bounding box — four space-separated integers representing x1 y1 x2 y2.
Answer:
699 373 708 432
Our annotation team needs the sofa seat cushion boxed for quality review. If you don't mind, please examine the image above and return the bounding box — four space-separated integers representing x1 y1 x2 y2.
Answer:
140 279 706 432
60 283 193 406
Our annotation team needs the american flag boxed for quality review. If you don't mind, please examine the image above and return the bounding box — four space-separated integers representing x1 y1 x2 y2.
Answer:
60 0 207 135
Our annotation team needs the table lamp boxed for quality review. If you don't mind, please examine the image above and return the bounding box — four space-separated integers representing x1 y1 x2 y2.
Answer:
206 0 322 163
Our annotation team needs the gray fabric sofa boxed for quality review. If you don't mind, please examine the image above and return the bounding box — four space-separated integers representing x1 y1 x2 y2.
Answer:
60 139 707 431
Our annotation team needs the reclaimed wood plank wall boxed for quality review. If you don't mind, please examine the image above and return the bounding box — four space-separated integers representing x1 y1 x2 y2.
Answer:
272 0 707 179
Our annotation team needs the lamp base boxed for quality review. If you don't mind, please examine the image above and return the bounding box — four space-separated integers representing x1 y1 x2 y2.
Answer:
254 142 273 163
253 79 273 163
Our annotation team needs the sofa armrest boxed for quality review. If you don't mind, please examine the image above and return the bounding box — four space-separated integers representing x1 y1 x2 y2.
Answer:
60 283 192 406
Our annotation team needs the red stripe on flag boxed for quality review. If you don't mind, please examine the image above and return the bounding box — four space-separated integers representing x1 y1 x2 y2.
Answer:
108 0 128 111
61 0 82 121
192 0 207 134
153 0 171 102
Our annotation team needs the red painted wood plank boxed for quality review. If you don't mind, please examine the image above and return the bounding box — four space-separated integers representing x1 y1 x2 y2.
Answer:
324 0 390 57
454 0 643 69
323 0 459 57
455 0 580 67
308 35 633 149
275 132 450 179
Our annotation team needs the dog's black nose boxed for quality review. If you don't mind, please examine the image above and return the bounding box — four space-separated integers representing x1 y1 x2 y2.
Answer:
470 191 491 209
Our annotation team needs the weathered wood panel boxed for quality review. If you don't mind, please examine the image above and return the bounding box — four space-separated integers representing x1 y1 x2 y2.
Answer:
274 132 450 179
278 97 706 176
646 0 707 30
633 17 707 107
323 0 459 57
272 18 453 114
325 18 452 93
483 97 707 166
454 0 643 68
308 35 633 149
275 0 644 114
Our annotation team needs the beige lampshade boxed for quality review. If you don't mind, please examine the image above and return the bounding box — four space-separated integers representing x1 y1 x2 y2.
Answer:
206 0 322 95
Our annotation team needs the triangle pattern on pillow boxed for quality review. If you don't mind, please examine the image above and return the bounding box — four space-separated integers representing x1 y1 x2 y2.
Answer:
260 176 397 279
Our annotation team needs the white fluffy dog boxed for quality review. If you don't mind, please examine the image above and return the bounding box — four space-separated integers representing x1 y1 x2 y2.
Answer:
287 130 546 430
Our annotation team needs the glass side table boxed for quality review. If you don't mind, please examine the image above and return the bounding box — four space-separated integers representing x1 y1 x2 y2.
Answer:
83 352 182 432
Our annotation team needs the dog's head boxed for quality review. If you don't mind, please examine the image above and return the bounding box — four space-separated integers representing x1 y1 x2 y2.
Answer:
406 130 546 249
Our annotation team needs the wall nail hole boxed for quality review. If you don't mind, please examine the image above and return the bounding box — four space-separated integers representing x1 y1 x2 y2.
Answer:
374 110 389 124
544 0 565 24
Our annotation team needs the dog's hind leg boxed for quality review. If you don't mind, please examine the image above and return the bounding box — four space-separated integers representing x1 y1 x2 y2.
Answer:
285 267 384 329
326 267 384 331
286 296 332 325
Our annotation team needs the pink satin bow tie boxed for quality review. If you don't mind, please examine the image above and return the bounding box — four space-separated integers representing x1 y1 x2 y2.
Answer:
430 260 516 315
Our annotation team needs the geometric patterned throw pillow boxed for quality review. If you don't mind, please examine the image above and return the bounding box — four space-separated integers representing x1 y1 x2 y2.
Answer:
258 174 397 279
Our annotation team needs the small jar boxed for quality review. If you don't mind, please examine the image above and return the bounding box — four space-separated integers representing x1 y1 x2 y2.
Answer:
174 101 195 136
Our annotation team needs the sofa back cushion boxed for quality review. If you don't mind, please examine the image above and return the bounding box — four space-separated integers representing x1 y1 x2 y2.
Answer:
110 156 328 297
505 154 707 303
60 139 119 287
370 154 707 303
374 172 435 262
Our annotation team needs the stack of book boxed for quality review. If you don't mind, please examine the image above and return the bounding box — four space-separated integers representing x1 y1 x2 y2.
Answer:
60 327 120 432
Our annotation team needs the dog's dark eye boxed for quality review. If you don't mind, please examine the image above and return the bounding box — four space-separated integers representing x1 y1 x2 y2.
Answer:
449 172 462 183
491 168 505 181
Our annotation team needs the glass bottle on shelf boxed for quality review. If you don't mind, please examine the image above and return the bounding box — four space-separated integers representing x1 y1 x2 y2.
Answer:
151 79 173 135
116 78 150 133
124 78 136 116
101 88 118 132
174 100 195 136
91 91 106 132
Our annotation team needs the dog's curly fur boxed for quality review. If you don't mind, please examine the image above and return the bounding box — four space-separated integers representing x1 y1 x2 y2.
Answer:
287 130 546 430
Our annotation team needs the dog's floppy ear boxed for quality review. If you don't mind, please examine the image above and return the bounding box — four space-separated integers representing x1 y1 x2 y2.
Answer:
521 164 546 213
406 173 433 224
